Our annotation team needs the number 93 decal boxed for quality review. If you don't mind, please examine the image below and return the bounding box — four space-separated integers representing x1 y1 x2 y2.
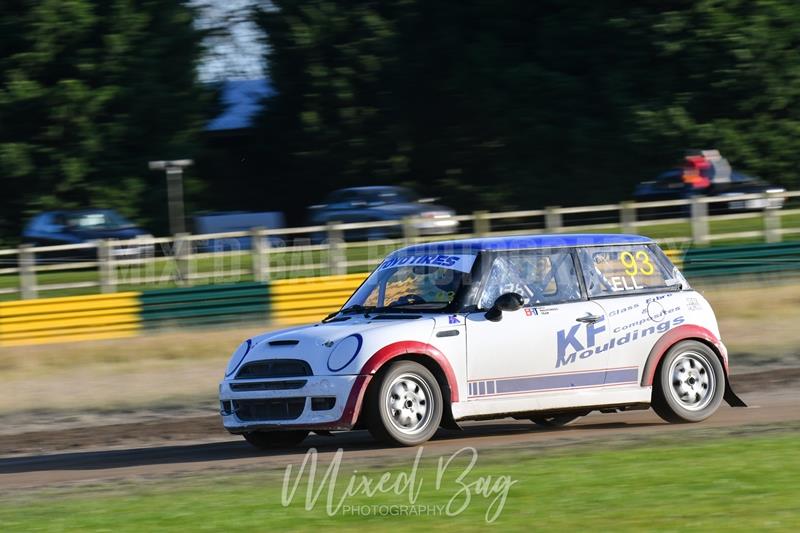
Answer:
620 250 654 276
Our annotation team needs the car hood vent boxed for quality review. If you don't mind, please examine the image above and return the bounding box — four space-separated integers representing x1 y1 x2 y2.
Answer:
268 339 299 346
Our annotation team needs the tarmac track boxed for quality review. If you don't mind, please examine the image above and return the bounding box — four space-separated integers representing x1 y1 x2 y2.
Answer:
0 368 797 490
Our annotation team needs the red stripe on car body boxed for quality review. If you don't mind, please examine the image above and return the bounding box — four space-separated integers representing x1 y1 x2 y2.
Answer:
359 340 459 403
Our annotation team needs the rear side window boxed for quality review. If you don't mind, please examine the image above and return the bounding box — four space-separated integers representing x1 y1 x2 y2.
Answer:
477 250 582 309
578 244 679 297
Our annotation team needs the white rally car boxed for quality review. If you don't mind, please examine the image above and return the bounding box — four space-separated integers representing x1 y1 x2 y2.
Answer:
220 234 746 448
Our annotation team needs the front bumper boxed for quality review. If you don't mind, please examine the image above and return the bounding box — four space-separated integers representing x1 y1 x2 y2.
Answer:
219 374 361 433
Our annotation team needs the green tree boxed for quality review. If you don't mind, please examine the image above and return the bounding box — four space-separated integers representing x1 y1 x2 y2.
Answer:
0 0 210 242
252 0 800 220
629 0 800 188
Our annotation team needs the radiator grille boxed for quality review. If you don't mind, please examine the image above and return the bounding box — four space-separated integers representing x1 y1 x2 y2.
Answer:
235 359 312 379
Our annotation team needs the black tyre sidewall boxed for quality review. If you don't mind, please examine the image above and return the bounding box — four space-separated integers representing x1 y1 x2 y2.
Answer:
654 341 725 423
367 361 443 446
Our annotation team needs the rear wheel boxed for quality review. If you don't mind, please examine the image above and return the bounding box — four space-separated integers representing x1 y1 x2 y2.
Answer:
366 361 443 446
531 414 580 427
652 341 725 423
242 430 309 450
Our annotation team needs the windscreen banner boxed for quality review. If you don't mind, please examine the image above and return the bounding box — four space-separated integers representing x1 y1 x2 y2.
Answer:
378 254 477 273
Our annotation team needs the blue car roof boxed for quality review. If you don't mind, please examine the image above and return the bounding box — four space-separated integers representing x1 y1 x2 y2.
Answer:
392 234 653 256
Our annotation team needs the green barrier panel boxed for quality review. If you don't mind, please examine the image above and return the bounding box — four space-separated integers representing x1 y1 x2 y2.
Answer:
681 241 800 278
139 282 270 329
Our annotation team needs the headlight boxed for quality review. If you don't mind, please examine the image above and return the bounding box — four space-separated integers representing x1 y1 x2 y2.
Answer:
225 339 252 377
327 334 363 372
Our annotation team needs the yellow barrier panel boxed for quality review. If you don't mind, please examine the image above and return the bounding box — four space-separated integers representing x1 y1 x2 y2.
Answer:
270 273 368 326
0 292 142 347
664 249 684 268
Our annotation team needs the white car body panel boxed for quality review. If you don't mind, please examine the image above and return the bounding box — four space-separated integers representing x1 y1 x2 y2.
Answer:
219 234 728 435
451 385 652 420
464 301 611 398
593 290 721 383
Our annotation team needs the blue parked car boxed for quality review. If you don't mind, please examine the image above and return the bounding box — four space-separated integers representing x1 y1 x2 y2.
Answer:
308 186 458 241
193 211 286 251
23 209 153 259
633 151 785 218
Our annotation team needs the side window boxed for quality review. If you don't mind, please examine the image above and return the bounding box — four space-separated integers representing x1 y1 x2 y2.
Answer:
478 250 582 309
26 214 47 233
578 244 678 297
51 214 66 229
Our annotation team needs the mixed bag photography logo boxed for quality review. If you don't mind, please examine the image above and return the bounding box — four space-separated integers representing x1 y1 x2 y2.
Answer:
281 446 518 523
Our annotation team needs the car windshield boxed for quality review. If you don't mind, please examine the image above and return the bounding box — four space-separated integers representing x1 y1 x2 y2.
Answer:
65 211 132 230
364 188 416 206
343 253 477 312
728 172 766 185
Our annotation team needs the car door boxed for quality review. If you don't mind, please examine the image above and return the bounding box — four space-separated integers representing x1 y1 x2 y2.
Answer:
464 249 609 400
576 243 687 382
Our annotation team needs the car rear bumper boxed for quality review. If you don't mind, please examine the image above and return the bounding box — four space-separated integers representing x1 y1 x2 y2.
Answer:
724 197 784 211
415 218 459 235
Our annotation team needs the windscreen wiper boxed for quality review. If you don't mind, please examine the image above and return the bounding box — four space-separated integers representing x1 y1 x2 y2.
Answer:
375 302 449 312
322 304 374 322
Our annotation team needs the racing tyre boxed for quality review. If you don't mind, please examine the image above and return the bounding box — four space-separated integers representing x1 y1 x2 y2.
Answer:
531 415 580 427
366 361 443 446
242 430 309 450
651 341 725 423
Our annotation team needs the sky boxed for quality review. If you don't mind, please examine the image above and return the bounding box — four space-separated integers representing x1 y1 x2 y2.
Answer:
193 0 268 82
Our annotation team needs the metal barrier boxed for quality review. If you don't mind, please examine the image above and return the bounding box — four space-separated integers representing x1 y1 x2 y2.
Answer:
1 242 798 347
664 249 683 268
0 292 141 347
1 190 799 300
139 282 270 329
270 273 368 325
682 242 800 278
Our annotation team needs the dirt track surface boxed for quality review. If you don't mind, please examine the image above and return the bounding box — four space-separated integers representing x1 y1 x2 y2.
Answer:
1 369 797 490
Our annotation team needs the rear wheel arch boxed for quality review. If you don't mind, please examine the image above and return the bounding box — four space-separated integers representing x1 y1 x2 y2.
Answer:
641 325 729 388
650 339 726 422
654 336 726 380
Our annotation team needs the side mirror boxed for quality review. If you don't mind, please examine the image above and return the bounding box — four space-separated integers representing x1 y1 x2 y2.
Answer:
485 292 524 322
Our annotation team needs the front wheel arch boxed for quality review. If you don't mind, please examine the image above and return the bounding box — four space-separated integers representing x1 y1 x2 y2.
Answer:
356 353 458 431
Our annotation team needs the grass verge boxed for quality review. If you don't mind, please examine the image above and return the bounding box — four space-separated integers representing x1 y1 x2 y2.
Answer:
0 427 798 531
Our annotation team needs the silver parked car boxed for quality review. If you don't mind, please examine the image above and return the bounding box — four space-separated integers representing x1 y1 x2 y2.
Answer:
308 186 458 241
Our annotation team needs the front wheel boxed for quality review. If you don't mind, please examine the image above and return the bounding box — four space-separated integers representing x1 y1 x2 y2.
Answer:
651 341 725 423
243 430 309 450
366 361 443 446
